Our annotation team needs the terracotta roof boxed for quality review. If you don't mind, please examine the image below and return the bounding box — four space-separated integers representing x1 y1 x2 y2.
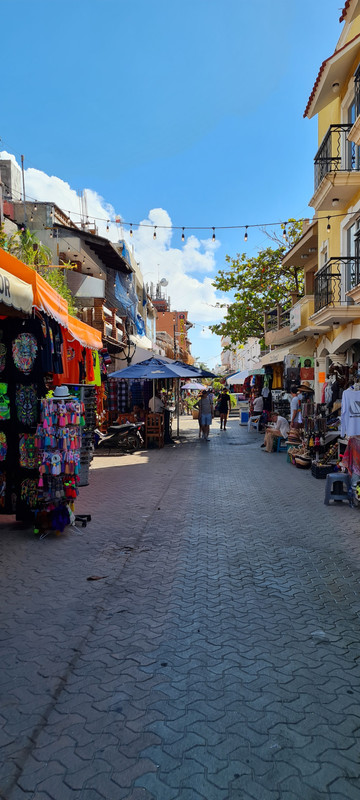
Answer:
340 1 352 22
303 32 360 118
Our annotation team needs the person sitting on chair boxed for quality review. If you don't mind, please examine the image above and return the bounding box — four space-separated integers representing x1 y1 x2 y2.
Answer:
148 391 164 413
248 393 264 431
261 411 289 452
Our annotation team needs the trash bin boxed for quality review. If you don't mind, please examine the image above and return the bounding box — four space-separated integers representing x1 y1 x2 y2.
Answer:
239 402 249 426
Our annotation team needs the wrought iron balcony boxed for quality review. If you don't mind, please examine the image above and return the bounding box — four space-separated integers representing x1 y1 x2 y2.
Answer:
314 124 359 190
314 257 358 312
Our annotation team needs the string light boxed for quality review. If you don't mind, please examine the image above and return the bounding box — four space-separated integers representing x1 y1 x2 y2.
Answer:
130 225 133 237
34 203 37 212
283 224 287 240
212 228 216 242
106 220 110 232
30 214 33 222
153 226 157 240
327 216 331 232
181 228 185 242
244 226 248 242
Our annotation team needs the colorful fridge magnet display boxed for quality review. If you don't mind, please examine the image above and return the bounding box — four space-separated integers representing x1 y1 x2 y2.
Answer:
12 332 38 375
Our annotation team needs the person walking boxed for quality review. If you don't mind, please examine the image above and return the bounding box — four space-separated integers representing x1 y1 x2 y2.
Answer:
218 387 231 430
196 390 214 441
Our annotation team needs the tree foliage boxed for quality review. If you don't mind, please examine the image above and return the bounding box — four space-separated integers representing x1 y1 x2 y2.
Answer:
210 219 304 347
0 225 78 316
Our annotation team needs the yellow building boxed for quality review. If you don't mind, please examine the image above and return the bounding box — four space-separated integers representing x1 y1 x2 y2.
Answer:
304 0 360 398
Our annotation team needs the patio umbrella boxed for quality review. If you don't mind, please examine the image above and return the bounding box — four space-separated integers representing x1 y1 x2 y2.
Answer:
108 358 199 436
172 360 217 378
181 381 205 391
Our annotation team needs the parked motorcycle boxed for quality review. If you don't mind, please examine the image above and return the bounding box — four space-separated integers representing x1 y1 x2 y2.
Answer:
94 421 144 452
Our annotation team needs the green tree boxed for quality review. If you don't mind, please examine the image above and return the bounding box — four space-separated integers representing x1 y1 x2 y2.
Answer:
1 226 78 316
210 219 303 348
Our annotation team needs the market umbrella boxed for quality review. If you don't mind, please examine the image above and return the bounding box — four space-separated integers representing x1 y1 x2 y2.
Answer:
181 381 205 391
172 359 217 378
108 358 199 437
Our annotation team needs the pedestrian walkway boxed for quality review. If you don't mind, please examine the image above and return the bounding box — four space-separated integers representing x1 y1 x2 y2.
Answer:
1 417 360 799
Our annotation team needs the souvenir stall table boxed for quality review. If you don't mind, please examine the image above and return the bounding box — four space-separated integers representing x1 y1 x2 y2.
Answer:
0 248 102 535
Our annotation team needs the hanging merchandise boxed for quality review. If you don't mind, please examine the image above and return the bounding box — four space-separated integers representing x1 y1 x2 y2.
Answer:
15 384 38 426
0 471 6 508
0 342 7 374
0 432 7 461
12 332 38 375
300 356 314 381
19 434 37 468
284 355 300 369
341 386 360 437
0 383 10 421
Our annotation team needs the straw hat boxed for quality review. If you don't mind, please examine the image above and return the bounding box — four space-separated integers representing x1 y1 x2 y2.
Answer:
298 381 314 393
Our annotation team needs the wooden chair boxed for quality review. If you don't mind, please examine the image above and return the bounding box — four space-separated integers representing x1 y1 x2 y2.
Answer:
145 413 164 448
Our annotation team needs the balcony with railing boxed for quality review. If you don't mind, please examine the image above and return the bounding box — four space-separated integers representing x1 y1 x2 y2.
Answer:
310 125 360 211
264 305 292 346
312 256 360 325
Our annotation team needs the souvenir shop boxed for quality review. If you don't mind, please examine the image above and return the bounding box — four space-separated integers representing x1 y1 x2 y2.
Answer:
0 250 102 534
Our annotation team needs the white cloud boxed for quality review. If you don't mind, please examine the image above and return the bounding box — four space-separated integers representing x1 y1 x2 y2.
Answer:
0 153 227 353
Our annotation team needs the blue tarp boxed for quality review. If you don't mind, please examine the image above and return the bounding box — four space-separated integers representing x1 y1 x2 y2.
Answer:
114 272 138 323
136 314 146 336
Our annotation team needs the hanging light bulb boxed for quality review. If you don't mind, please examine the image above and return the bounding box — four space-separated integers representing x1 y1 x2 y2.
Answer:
68 245 71 252
106 220 110 232
30 214 33 223
244 226 248 242
182 228 185 242
283 224 287 240
130 225 133 237
212 227 216 242
153 226 157 240
50 230 53 238
327 217 331 232
34 203 37 212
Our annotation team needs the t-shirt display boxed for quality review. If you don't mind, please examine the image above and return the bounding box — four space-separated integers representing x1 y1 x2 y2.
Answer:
341 387 360 437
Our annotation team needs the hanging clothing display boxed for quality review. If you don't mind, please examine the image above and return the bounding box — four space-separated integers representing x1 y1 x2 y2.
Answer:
341 387 360 437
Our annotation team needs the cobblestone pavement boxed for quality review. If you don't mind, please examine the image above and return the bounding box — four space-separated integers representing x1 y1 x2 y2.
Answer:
2 417 360 800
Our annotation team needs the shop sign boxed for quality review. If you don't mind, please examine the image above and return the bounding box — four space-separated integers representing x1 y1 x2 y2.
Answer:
179 313 185 347
290 304 301 332
0 266 33 314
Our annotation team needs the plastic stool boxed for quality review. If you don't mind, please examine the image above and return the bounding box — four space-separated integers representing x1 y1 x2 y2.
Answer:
275 437 287 453
324 472 351 505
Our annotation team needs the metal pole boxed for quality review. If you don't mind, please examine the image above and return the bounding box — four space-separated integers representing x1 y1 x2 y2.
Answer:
177 380 180 438
20 155 27 227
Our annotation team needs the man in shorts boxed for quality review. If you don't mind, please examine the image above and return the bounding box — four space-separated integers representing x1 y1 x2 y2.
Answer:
196 390 214 441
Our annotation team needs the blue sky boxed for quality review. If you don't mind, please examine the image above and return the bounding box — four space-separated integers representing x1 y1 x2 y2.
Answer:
1 0 345 366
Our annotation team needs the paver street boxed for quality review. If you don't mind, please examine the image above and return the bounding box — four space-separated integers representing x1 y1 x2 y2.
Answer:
2 417 360 799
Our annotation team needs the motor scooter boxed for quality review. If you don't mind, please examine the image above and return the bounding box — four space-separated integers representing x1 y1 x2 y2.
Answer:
95 421 144 452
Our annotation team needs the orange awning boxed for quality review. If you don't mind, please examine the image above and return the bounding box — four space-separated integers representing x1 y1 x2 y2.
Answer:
0 248 68 326
67 314 103 350
0 247 102 350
